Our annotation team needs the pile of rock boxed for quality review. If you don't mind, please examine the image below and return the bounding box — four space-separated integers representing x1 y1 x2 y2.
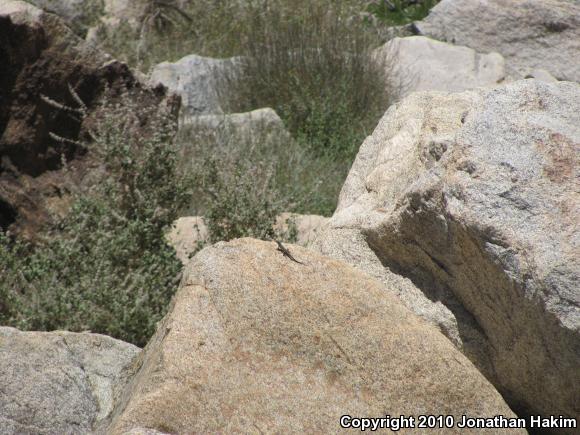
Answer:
1 1 579 434
106 238 524 434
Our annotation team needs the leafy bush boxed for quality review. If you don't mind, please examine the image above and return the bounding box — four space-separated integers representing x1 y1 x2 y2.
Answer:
98 0 393 218
201 158 282 242
0 94 190 346
179 115 343 238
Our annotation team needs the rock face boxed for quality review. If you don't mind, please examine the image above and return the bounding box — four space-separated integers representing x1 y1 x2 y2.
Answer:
0 0 177 239
376 36 505 99
107 239 522 434
274 212 329 247
0 326 140 435
313 80 580 427
414 0 580 82
149 54 239 121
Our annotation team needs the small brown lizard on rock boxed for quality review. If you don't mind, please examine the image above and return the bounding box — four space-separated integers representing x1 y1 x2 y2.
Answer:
275 240 305 265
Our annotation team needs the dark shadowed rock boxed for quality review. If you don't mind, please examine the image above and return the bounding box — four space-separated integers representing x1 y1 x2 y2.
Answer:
0 1 178 239
313 79 580 430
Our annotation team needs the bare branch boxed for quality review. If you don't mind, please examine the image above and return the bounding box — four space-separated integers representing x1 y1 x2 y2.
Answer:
48 132 84 147
68 83 88 114
40 94 85 115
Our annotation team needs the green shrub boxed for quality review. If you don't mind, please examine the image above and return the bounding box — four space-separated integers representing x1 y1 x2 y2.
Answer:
97 0 393 217
95 0 247 70
0 94 190 346
201 157 282 242
219 0 390 162
96 1 369 68
179 116 343 237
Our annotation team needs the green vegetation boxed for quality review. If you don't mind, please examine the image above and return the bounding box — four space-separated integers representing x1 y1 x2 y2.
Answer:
180 117 345 239
97 1 439 70
1 0 440 344
218 1 390 163
0 95 189 346
98 1 364 68
97 0 392 217
364 0 440 26
96 0 430 219
96 0 245 70
149 0 392 219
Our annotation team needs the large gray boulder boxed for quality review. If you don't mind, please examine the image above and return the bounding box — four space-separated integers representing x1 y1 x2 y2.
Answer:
414 0 580 82
149 54 239 121
107 238 522 434
24 0 102 33
376 36 505 99
313 79 580 428
0 327 140 434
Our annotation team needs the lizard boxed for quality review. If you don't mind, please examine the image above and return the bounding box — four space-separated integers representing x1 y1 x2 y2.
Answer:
275 240 305 265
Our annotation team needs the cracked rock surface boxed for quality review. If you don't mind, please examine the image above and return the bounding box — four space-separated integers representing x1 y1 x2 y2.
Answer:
312 79 580 427
0 327 140 434
106 238 522 434
414 0 580 82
